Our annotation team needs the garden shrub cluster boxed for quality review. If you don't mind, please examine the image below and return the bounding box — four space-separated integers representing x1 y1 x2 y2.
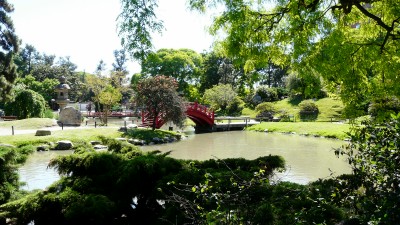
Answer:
368 96 400 122
255 102 276 120
4 90 46 119
299 100 319 121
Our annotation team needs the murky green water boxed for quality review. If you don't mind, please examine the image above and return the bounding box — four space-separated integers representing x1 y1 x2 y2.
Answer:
19 131 351 190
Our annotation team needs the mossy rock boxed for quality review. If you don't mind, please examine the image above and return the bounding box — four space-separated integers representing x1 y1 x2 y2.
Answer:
35 130 51 136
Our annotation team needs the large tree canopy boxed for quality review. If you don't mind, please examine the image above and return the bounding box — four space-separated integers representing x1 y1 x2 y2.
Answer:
141 48 203 95
0 0 19 102
187 0 400 113
135 75 186 130
119 0 400 115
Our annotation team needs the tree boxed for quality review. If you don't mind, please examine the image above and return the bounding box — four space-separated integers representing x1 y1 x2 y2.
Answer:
118 0 163 62
17 74 59 104
95 59 106 75
4 89 46 119
199 51 225 93
118 0 400 115
0 145 33 208
135 75 186 130
141 48 203 97
98 85 122 125
335 114 400 223
112 49 128 72
0 0 19 102
203 84 241 115
286 73 324 99
256 61 288 88
86 74 108 113
188 0 400 115
15 44 37 77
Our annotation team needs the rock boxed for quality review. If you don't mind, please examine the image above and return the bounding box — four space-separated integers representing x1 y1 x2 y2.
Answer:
0 143 15 148
128 139 145 146
90 141 101 145
118 127 128 132
93 145 108 150
55 140 73 150
35 130 51 136
37 145 49 151
58 106 82 126
152 137 163 144
127 124 138 129
175 134 182 140
115 138 127 142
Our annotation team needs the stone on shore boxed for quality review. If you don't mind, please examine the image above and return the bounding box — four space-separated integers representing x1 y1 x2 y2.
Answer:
55 140 73 150
35 130 51 136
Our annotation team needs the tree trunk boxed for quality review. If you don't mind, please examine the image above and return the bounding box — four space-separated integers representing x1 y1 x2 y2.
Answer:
152 111 157 131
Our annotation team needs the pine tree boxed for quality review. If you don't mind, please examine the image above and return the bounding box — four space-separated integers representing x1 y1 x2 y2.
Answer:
0 0 19 102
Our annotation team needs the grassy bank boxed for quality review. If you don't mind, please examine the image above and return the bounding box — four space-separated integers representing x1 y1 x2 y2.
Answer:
242 97 345 122
1 127 123 146
0 118 56 129
247 122 352 140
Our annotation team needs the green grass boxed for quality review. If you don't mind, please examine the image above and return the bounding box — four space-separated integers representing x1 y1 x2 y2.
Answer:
0 118 56 129
247 122 352 140
1 127 123 146
243 97 345 122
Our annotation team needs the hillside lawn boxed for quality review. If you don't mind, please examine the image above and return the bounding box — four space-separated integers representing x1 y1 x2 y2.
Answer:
242 97 345 122
246 122 352 140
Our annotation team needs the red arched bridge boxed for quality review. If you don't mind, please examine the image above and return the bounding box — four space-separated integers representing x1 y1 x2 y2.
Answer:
141 102 215 131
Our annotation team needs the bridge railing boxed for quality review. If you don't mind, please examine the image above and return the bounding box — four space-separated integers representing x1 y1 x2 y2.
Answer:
185 102 214 120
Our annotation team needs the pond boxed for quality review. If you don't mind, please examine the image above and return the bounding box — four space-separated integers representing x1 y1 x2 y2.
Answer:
19 131 351 190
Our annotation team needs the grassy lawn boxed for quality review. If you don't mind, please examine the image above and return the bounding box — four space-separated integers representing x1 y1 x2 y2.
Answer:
1 127 123 146
0 118 182 146
242 97 345 122
247 122 352 140
0 118 57 129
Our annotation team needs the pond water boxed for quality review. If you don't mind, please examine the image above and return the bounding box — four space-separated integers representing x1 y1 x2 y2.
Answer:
19 131 351 190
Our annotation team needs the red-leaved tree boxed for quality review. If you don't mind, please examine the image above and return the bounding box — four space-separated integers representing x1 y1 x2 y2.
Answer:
135 75 186 130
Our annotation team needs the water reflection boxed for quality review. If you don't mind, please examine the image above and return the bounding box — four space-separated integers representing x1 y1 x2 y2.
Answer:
18 131 351 190
142 132 351 184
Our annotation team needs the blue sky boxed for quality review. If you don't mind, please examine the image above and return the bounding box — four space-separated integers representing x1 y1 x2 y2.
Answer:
10 0 214 74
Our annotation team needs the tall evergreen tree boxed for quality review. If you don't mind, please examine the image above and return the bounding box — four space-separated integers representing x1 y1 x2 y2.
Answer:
0 0 19 102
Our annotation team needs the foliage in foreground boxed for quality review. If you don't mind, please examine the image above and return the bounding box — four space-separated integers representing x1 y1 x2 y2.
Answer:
335 113 400 224
3 114 400 224
0 138 350 225
0 145 34 205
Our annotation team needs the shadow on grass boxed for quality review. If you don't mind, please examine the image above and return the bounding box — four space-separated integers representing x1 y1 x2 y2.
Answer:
288 95 303 106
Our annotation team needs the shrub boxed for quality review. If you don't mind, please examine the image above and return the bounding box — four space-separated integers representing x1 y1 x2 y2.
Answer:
299 100 319 121
225 96 244 116
4 90 46 119
286 73 323 99
255 102 276 120
277 109 291 122
276 87 289 99
368 96 400 122
335 114 400 224
44 109 55 119
255 86 279 102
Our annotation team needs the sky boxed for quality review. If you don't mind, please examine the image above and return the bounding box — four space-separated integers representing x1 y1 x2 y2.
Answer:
10 0 215 74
